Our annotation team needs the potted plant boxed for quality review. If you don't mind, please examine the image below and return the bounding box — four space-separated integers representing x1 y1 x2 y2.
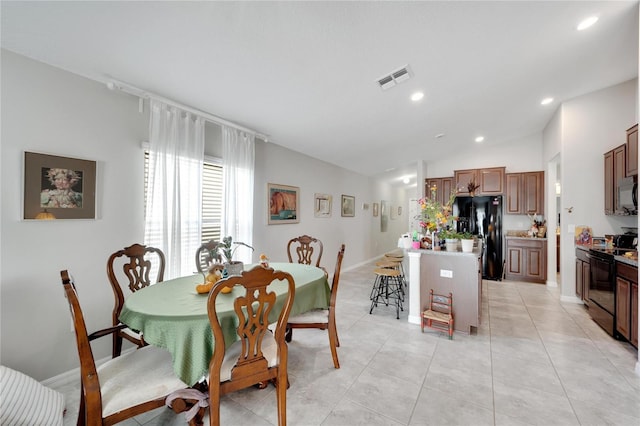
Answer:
459 231 475 253
438 228 460 251
218 236 254 276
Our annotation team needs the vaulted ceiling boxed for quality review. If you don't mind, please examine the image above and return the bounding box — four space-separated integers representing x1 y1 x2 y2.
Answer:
2 1 638 187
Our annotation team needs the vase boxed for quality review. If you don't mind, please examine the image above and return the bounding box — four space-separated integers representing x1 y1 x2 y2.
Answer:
411 241 421 249
461 239 474 253
445 239 458 252
224 261 244 276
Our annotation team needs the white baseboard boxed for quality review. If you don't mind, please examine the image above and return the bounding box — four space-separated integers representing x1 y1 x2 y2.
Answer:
41 348 135 388
560 294 584 304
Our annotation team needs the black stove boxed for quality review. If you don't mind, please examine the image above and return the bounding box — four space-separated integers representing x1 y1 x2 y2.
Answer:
589 247 637 258
587 243 636 338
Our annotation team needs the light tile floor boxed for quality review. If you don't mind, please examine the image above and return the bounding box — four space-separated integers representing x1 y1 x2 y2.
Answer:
56 260 640 425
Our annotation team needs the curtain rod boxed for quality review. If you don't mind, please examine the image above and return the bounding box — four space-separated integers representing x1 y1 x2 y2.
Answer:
106 78 269 141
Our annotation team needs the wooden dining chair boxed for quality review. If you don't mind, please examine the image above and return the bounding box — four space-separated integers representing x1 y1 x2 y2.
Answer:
285 244 345 368
59 270 192 426
287 235 324 268
195 239 222 274
107 243 165 358
207 266 296 426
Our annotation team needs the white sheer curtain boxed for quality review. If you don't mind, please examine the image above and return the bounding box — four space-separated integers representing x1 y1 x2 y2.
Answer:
145 100 205 279
221 126 255 263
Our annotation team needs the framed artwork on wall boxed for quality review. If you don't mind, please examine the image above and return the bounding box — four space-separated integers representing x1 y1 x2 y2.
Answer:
341 195 355 217
380 200 388 231
268 183 299 224
373 202 379 217
314 193 332 218
23 151 96 220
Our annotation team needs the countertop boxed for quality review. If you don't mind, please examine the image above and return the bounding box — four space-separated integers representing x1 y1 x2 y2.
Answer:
409 246 482 258
505 236 548 241
575 244 638 267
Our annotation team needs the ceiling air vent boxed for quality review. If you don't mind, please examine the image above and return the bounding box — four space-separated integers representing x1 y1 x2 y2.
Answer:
376 65 412 90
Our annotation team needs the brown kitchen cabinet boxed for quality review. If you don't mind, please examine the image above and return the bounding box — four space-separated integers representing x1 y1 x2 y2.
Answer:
425 177 454 206
505 237 547 284
604 144 626 215
604 150 614 214
505 171 544 215
616 261 637 347
575 248 590 304
455 167 505 196
632 282 638 348
626 124 638 177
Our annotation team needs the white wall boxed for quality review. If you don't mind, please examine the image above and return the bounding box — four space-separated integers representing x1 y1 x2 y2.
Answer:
1 50 148 379
1 51 406 381
543 79 638 299
252 141 400 268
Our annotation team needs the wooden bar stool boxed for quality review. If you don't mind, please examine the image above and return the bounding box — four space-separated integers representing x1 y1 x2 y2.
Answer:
369 268 404 319
383 255 407 290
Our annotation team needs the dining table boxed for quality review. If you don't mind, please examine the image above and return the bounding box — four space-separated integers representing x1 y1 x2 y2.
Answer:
119 262 330 386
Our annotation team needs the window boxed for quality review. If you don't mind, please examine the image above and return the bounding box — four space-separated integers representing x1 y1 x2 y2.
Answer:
145 152 223 244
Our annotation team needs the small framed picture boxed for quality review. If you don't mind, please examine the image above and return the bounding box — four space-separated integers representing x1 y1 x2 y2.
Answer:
341 195 355 217
314 193 332 218
373 202 379 217
268 183 299 224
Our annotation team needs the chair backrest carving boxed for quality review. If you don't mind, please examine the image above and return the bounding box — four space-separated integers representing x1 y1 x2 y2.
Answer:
287 235 323 267
207 265 295 424
107 243 165 326
195 239 222 273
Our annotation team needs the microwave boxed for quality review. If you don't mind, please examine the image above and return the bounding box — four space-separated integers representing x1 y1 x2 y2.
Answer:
617 176 637 215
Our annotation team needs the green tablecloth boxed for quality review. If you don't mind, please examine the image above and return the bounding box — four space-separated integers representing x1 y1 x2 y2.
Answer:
119 262 330 385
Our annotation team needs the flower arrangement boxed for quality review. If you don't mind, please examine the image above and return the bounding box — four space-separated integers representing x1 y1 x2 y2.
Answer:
417 185 458 235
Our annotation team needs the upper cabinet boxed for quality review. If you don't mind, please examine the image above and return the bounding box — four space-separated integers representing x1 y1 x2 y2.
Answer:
604 144 626 215
626 124 638 177
425 177 454 206
505 171 544 215
604 149 614 215
454 167 505 196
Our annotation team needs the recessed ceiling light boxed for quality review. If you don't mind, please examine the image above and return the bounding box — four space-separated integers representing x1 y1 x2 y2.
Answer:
577 16 598 31
411 92 424 102
541 97 554 105
475 136 484 143
403 177 410 184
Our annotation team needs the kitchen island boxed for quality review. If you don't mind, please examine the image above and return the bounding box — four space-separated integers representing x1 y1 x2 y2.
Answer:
408 246 483 333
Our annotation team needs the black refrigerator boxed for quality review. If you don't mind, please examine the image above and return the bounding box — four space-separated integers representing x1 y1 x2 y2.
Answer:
453 195 503 280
